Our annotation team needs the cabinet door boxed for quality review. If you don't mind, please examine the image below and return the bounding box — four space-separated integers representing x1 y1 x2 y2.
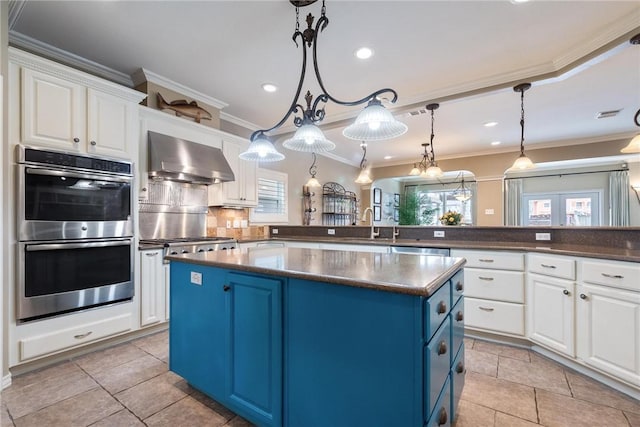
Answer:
576 283 640 386
21 67 85 149
241 146 258 205
208 140 258 207
140 250 166 326
169 263 226 398
527 274 575 357
225 273 282 427
221 141 243 204
87 88 134 159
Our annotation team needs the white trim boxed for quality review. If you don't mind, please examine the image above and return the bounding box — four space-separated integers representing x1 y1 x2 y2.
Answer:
132 68 228 110
250 169 289 225
219 111 260 132
8 0 27 30
2 374 11 390
8 32 135 88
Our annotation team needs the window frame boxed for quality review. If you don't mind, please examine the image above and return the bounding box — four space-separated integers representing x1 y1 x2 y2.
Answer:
249 168 289 224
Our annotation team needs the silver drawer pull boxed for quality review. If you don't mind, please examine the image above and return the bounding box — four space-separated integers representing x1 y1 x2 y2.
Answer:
478 259 494 263
601 273 623 279
540 264 556 269
479 307 495 312
145 252 159 256
478 276 494 281
74 331 93 339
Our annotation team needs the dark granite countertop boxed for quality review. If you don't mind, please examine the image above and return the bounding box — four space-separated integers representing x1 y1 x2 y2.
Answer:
257 237 640 263
166 247 466 297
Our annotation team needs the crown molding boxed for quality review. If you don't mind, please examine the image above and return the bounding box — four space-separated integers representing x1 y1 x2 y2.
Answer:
8 31 135 88
219 112 260 132
8 0 27 30
132 68 228 110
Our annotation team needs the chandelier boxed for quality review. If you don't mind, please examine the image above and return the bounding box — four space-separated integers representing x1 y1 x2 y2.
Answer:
409 103 443 178
240 0 407 162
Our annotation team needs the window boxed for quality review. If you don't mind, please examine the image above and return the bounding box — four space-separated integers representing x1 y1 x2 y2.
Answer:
522 191 601 226
411 188 474 225
249 169 288 224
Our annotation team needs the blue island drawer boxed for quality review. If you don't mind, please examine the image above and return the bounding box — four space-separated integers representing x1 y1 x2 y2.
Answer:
427 375 451 427
450 270 464 306
424 282 451 342
424 317 451 421
450 297 464 363
450 345 465 424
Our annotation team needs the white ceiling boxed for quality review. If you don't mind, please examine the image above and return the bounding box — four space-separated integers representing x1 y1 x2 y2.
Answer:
8 0 640 167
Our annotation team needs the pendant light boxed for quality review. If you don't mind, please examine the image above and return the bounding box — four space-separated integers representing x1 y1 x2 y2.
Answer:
621 34 640 153
355 142 373 184
454 174 472 202
408 103 443 178
305 152 322 188
510 83 535 170
241 0 405 162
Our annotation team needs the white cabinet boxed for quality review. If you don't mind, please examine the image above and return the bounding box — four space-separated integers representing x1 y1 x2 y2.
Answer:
576 259 640 387
451 249 525 336
208 139 257 207
140 250 168 327
12 48 145 159
319 243 389 253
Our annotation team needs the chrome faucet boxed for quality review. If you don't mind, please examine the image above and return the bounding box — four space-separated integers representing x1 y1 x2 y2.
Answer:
362 207 379 239
386 215 400 242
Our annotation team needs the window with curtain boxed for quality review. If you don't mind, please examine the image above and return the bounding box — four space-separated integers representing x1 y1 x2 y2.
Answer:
249 169 288 224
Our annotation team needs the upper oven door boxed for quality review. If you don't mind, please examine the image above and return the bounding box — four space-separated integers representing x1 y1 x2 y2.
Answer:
18 164 133 241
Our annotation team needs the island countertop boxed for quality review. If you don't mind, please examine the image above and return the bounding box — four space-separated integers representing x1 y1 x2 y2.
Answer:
166 247 465 297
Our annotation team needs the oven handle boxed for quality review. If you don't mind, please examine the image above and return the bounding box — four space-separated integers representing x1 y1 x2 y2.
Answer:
25 167 133 183
26 239 132 252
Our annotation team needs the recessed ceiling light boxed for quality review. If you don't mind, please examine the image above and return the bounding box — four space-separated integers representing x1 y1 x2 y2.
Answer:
491 141 502 146
384 155 392 160
510 0 530 3
484 121 498 127
355 47 374 60
262 83 277 93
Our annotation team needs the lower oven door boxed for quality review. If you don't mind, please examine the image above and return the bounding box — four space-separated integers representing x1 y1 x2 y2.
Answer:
17 238 134 321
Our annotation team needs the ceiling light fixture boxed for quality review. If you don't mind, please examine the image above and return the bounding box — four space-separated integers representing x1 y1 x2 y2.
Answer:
355 142 373 185
454 174 472 202
409 104 444 178
621 34 640 154
483 121 498 127
240 0 406 162
305 152 322 188
262 83 278 93
355 47 373 59
510 83 535 170
491 141 502 146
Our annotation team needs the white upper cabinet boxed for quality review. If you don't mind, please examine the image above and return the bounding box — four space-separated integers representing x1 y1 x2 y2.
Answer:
208 138 257 207
11 48 145 159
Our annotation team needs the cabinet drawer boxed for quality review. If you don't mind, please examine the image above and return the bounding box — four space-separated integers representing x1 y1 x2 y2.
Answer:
451 298 464 362
451 250 524 271
450 270 464 306
464 269 524 303
528 254 575 280
20 313 133 361
465 298 524 336
450 345 465 423
425 283 452 342
580 259 640 291
425 318 451 422
427 375 452 427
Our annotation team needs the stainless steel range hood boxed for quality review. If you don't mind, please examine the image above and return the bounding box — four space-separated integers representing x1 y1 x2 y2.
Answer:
148 131 235 184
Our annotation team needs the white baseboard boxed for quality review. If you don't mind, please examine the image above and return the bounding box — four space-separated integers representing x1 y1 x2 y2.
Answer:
2 373 12 390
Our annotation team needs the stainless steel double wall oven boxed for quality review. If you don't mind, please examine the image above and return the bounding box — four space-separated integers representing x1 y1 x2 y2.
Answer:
16 145 134 321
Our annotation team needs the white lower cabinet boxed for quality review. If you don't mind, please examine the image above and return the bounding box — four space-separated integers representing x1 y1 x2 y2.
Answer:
140 249 168 326
576 282 640 387
451 249 525 337
527 273 575 357
319 243 389 253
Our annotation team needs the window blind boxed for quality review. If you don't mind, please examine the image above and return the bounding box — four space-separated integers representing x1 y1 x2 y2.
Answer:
255 177 286 215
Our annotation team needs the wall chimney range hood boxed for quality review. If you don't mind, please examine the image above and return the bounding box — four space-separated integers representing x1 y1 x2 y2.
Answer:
148 131 235 185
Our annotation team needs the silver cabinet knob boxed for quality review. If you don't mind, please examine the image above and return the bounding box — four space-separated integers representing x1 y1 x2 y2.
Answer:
90 140 97 146
579 293 587 300
563 289 570 296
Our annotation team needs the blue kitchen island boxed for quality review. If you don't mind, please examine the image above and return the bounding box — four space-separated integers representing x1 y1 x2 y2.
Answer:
167 247 466 427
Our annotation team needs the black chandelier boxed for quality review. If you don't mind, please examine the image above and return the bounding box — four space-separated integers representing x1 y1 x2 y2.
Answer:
239 0 407 162
408 103 443 178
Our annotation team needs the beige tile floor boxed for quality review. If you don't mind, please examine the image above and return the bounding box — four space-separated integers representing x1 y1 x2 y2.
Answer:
1 331 638 426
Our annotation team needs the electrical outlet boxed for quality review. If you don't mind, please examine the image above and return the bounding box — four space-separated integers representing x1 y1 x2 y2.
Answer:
233 220 240 228
241 220 248 228
190 271 202 286
536 233 551 241
226 220 231 228
272 228 279 235
327 229 336 235
434 230 445 238
485 209 495 215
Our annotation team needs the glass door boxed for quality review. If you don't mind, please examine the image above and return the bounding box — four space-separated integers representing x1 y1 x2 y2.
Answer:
522 192 600 226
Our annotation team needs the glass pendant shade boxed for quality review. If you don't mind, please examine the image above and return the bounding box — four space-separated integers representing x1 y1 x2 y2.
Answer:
409 164 421 176
621 134 640 153
454 188 472 202
423 164 443 178
355 168 373 184
343 100 408 141
305 176 321 188
283 124 336 152
511 153 535 170
239 134 285 162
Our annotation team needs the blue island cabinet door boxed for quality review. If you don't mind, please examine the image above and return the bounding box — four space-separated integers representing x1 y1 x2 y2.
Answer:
225 272 282 427
169 262 226 398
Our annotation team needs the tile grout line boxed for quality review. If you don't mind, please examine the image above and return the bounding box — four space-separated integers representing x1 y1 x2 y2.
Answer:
533 387 542 425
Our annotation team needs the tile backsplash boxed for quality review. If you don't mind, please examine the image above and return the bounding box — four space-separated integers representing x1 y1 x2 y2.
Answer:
207 207 268 240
